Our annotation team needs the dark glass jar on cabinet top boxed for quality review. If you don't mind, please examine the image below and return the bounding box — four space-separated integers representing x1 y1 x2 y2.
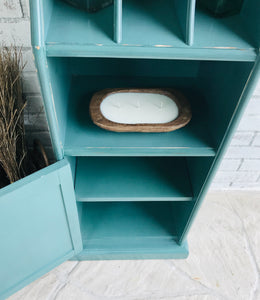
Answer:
62 0 113 13
198 0 244 17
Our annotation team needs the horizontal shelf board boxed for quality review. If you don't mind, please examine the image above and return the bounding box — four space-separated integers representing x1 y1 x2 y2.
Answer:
76 202 189 259
75 157 193 201
65 147 215 157
46 43 257 62
45 0 257 61
64 76 215 156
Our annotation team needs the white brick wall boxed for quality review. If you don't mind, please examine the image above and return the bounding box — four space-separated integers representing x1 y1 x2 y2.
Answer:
0 0 23 18
0 0 259 189
0 0 53 159
212 90 260 190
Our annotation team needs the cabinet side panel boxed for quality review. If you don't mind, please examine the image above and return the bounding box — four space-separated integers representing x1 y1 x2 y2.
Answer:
197 61 253 149
180 56 260 243
30 0 64 160
33 49 64 159
173 157 214 240
47 57 72 154
30 0 54 46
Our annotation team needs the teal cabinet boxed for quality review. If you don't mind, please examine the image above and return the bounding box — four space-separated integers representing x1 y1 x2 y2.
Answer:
0 159 82 300
0 0 259 298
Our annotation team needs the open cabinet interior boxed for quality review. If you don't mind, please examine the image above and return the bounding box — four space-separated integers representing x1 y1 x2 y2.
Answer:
45 0 192 47
75 157 194 202
1 0 260 298
47 57 253 156
194 0 260 50
72 156 215 259
65 155 214 259
31 0 260 260
75 201 191 260
44 54 254 258
121 0 186 45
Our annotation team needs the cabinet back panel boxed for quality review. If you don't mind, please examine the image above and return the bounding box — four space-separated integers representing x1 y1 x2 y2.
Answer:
78 201 191 254
68 57 200 77
242 0 260 47
42 0 54 40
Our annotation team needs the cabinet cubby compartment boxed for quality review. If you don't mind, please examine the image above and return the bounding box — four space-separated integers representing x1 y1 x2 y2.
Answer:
74 201 191 260
41 0 258 60
71 155 214 259
47 57 253 157
120 0 194 46
193 0 260 59
45 0 194 46
75 157 193 201
44 0 200 58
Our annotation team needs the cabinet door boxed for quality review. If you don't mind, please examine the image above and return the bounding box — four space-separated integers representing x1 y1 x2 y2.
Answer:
0 159 82 300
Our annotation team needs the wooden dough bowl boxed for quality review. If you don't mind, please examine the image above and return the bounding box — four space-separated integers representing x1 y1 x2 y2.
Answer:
89 88 192 133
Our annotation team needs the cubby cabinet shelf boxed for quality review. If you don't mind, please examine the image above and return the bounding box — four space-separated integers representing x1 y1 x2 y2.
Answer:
45 0 257 61
46 44 257 62
74 202 189 260
64 75 215 157
46 0 186 48
193 9 255 51
46 0 114 46
75 157 193 202
121 0 183 46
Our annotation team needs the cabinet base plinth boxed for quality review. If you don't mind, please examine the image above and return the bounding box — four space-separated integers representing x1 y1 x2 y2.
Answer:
70 241 189 260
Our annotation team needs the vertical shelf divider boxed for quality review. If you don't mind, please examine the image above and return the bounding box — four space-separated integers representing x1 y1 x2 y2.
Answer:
175 0 196 46
114 0 122 43
186 0 196 46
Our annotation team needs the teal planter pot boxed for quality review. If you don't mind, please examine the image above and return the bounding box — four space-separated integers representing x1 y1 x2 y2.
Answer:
199 0 244 17
62 0 113 12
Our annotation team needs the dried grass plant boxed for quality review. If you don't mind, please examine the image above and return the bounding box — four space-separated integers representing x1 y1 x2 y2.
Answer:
0 46 27 184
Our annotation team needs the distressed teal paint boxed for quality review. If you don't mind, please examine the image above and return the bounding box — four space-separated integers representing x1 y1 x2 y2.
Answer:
0 160 82 300
2 0 259 297
27 0 260 258
46 44 257 61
